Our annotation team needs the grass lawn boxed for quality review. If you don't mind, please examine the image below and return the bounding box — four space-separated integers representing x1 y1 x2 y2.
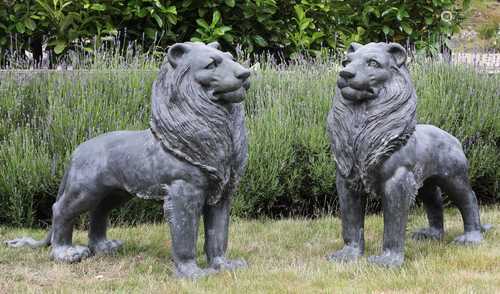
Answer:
1 206 499 293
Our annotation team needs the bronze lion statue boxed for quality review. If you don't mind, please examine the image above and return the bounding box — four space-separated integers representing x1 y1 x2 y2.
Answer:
326 42 491 267
6 41 251 279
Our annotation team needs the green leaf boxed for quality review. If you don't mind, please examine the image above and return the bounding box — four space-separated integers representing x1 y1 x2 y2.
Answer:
61 1 73 10
153 14 163 27
163 6 177 15
425 17 433 25
401 23 413 34
299 19 311 31
154 0 163 9
24 18 36 31
294 5 305 20
198 8 207 17
356 26 365 36
219 26 232 33
196 19 210 30
383 25 391 35
253 35 268 47
211 10 221 27
54 40 67 54
222 33 234 43
381 7 397 17
144 27 156 39
462 0 472 9
166 14 177 25
225 0 235 8
214 28 225 37
90 4 106 11
311 31 325 42
397 9 409 21
15 22 25 33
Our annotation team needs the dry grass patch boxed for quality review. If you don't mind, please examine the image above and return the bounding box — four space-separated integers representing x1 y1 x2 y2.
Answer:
1 206 499 293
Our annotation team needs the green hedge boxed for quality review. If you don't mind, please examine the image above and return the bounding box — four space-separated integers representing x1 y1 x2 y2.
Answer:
1 0 470 62
0 58 498 227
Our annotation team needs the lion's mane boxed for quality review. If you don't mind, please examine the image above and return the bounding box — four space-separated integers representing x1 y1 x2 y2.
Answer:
150 61 247 205
327 64 417 194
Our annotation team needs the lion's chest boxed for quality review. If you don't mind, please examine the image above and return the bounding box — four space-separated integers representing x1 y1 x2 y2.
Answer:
346 106 369 154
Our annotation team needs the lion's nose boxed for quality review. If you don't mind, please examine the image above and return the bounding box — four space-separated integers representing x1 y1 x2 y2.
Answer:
339 69 355 79
237 69 251 80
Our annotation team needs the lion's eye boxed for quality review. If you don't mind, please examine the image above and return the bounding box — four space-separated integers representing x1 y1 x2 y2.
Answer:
341 59 350 67
368 60 381 68
205 60 217 69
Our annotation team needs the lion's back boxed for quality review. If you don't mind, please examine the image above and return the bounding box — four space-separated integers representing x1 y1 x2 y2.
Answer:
414 124 468 177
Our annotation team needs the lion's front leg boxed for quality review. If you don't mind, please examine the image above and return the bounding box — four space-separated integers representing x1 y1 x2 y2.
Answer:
327 172 365 263
203 195 247 272
368 167 414 267
164 179 216 279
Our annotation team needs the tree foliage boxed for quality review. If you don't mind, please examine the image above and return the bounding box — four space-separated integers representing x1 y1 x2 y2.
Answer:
0 1 470 59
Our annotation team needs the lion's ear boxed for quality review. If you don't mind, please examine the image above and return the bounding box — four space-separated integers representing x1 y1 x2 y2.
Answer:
387 43 407 67
167 43 191 68
207 41 221 50
347 42 362 54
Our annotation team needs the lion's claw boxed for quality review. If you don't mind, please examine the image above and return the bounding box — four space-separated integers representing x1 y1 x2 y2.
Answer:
327 245 362 263
412 227 444 241
50 245 91 263
175 261 217 279
89 239 123 255
209 257 248 271
453 231 483 245
368 251 404 268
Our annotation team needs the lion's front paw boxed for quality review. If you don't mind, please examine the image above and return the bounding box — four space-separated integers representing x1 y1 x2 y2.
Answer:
368 251 404 268
453 231 483 245
326 245 362 263
50 245 91 263
89 239 123 255
175 261 217 279
209 257 248 271
411 227 443 241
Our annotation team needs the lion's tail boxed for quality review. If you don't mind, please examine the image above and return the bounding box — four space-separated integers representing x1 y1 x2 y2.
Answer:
5 166 70 249
4 228 52 248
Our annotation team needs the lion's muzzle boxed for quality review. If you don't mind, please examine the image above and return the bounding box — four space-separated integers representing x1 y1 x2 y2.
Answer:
337 69 378 102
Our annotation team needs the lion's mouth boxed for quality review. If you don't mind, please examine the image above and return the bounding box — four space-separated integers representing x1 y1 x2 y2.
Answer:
337 79 377 101
340 87 377 101
213 80 250 103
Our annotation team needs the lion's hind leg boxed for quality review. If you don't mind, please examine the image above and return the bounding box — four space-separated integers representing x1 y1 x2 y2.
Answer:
50 188 100 263
203 195 247 272
412 181 444 241
88 191 132 255
439 176 484 245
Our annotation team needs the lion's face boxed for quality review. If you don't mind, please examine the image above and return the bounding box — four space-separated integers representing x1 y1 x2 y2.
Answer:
338 42 407 102
167 42 251 103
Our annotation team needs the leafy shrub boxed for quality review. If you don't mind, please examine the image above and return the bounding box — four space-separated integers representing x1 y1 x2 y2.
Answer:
0 0 471 62
478 22 499 40
0 53 498 227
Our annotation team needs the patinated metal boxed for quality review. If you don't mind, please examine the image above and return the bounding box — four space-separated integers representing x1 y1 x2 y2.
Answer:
326 42 490 267
6 41 251 279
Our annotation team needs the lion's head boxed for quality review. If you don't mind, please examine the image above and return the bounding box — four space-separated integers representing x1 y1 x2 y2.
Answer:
327 42 417 193
150 41 251 204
